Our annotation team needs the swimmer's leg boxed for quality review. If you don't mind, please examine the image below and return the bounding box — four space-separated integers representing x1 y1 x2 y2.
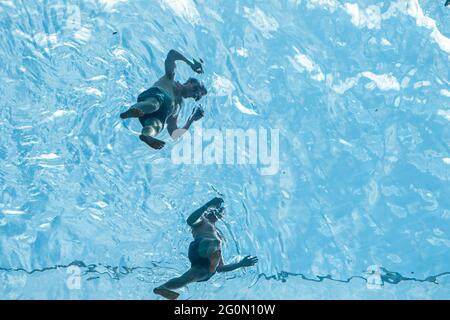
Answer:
139 118 166 150
120 98 160 119
153 267 208 300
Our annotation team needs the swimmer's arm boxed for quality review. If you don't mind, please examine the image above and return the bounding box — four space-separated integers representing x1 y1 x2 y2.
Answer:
165 49 193 80
216 257 240 273
167 106 204 139
186 203 209 227
167 114 194 140
217 255 258 273
186 197 224 226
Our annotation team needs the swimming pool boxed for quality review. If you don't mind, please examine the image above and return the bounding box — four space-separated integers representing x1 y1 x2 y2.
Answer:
0 0 449 299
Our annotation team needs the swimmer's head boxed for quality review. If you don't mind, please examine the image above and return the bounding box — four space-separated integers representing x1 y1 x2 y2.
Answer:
183 77 207 101
206 206 224 223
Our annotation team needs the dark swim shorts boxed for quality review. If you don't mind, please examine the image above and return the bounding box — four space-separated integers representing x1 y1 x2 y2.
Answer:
137 86 173 127
188 237 220 282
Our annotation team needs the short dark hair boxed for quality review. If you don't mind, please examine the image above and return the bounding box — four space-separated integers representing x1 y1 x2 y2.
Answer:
185 77 207 101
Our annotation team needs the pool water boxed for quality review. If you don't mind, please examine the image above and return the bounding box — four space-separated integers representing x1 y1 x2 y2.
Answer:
0 0 449 299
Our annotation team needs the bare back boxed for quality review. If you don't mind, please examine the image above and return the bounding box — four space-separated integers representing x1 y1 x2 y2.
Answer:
191 218 222 242
153 75 182 106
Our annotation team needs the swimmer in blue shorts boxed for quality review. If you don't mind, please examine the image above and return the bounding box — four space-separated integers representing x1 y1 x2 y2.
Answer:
120 49 207 149
154 197 258 300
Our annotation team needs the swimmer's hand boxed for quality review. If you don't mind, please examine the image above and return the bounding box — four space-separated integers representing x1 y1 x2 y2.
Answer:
191 58 204 74
190 106 204 121
239 255 258 268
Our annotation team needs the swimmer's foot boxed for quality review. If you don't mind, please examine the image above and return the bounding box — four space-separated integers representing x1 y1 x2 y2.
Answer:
120 108 144 119
139 134 165 150
153 287 180 300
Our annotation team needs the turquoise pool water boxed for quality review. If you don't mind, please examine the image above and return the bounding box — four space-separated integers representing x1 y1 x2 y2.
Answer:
0 0 449 299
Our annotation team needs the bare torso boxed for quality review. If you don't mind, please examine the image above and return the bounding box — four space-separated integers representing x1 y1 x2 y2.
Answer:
153 75 182 107
191 219 224 242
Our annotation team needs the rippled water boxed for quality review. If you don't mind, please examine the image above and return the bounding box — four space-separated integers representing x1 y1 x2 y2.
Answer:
0 0 449 299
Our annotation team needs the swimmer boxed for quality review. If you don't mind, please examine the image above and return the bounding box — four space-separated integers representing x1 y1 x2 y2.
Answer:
153 197 258 300
120 49 207 149
446 0 450 6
